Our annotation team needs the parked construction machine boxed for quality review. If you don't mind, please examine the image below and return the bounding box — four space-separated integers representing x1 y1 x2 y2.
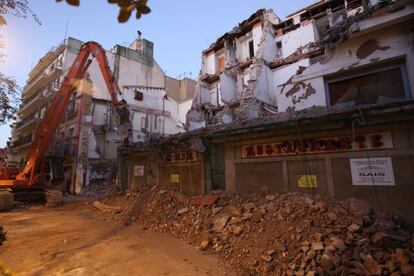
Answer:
0 41 131 209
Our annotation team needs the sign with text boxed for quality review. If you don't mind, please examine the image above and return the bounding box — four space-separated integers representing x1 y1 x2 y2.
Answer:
298 175 317 188
134 165 144 177
350 157 395 186
170 174 180 183
162 151 198 163
241 132 393 158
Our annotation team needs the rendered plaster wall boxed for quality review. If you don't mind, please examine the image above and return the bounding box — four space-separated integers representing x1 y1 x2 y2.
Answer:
236 32 254 61
275 11 414 112
209 84 221 107
205 52 216 75
262 30 278 63
252 23 263 56
177 99 193 124
220 72 237 103
64 49 165 103
198 82 214 105
276 22 319 59
253 65 275 105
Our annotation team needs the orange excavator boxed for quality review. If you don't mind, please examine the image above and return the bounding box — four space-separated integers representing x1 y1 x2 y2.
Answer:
0 41 130 202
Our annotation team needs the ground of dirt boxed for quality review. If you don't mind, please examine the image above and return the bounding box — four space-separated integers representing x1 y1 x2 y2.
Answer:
101 186 414 275
0 200 232 276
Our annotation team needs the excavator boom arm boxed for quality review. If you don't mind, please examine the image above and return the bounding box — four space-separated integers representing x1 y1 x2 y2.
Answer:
13 42 129 187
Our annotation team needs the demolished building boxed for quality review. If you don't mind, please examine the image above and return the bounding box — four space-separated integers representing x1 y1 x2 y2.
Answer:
120 0 414 223
187 0 414 128
8 34 196 194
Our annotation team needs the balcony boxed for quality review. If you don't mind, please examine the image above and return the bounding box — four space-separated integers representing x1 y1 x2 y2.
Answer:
51 138 76 157
26 39 66 84
22 67 62 100
19 94 46 117
14 116 39 133
11 134 32 150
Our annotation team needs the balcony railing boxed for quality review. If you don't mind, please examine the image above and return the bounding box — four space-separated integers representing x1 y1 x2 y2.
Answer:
22 66 62 100
52 138 76 156
14 116 38 132
19 94 43 115
26 39 67 84
11 134 32 149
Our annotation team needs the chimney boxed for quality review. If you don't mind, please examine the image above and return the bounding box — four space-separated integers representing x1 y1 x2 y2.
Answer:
129 31 143 51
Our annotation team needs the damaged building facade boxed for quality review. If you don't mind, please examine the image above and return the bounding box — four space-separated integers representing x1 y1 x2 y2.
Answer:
187 0 414 127
9 34 195 194
122 0 414 222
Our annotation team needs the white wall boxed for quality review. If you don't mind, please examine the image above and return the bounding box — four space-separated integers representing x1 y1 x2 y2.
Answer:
275 12 414 112
178 99 192 124
277 22 318 59
252 23 263 56
220 72 237 103
253 65 275 105
236 32 253 61
205 52 216 75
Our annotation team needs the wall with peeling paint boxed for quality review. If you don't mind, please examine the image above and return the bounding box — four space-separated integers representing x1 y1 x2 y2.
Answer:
276 9 414 112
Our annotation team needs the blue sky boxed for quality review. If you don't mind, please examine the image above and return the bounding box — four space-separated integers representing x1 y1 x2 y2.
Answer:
0 0 316 147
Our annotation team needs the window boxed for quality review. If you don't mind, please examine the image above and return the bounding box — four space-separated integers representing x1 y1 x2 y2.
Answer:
327 64 409 106
248 40 255 59
134 90 144 101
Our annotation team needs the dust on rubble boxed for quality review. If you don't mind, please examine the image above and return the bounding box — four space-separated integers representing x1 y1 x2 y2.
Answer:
97 186 414 275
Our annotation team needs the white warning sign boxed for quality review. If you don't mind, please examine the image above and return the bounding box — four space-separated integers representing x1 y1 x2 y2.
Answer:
350 157 395 186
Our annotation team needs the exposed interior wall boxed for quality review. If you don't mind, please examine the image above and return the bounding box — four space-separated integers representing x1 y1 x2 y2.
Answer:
220 72 237 103
253 65 275 105
276 15 414 112
276 22 318 59
205 52 216 75
252 23 263 56
177 99 193 124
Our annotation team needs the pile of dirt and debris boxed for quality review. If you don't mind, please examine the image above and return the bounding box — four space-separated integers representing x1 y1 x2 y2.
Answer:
102 187 414 275
0 226 6 246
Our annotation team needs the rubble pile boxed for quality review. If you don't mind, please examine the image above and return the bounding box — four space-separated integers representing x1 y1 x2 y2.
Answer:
108 187 414 275
0 226 6 246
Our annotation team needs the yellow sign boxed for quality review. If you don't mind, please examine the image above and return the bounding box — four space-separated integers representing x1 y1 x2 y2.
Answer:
298 175 317 188
170 174 180 183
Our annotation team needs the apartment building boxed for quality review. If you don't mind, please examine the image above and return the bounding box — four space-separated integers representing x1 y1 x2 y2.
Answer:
9 34 195 194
